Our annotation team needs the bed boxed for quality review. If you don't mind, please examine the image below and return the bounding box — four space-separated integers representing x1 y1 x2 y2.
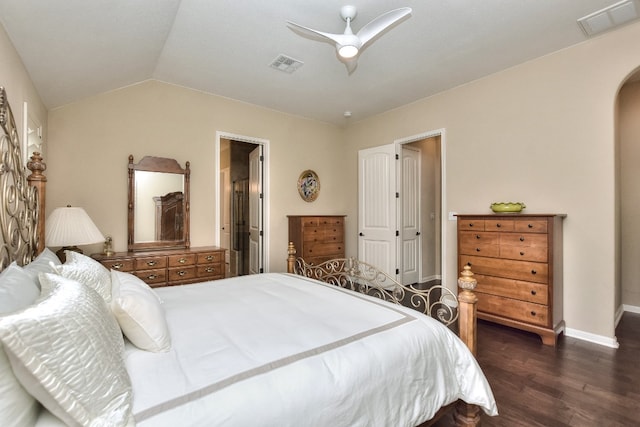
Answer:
0 87 497 427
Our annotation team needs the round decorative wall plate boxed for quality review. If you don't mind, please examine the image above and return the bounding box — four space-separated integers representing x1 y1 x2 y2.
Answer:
297 170 320 202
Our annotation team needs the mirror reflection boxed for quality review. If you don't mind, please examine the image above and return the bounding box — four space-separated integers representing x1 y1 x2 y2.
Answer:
128 155 190 251
134 171 184 242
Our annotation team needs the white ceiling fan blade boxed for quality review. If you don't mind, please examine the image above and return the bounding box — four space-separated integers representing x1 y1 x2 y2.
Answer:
356 7 412 47
287 21 348 46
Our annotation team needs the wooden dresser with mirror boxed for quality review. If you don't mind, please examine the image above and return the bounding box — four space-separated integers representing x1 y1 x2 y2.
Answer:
92 155 225 287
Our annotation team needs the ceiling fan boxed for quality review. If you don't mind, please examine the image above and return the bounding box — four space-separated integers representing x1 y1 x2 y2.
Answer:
287 5 412 73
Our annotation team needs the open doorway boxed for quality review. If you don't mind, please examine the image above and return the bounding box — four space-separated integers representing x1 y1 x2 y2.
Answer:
216 132 269 277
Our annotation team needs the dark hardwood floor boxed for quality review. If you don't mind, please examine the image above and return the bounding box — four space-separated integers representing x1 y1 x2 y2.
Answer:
434 312 640 427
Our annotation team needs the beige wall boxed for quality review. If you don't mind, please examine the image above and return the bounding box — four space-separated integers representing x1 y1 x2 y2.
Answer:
46 80 347 272
344 21 640 343
619 80 640 308
0 24 47 159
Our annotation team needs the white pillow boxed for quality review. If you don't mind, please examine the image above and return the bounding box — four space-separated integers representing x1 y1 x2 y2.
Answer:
0 263 41 427
52 250 112 302
111 270 171 352
22 248 61 287
0 273 134 427
0 263 40 315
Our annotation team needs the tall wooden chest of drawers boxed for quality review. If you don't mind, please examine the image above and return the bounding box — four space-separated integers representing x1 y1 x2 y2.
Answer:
92 246 225 288
457 214 565 345
288 215 345 265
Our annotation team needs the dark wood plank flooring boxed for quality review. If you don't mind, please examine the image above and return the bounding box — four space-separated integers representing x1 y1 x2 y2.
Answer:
433 312 640 427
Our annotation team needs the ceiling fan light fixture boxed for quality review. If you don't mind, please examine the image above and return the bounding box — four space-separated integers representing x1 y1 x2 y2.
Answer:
338 44 359 58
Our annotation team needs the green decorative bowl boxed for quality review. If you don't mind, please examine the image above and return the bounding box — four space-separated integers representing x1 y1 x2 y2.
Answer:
490 202 526 213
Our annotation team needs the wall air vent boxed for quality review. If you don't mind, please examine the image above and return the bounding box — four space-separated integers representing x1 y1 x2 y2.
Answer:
269 54 304 73
578 0 639 36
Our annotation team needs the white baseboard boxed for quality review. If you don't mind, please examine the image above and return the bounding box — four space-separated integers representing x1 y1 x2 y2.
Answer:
419 274 441 284
622 304 640 314
564 327 619 348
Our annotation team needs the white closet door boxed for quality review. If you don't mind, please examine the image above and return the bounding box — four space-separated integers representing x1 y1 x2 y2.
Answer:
358 144 397 278
400 146 421 285
248 146 263 274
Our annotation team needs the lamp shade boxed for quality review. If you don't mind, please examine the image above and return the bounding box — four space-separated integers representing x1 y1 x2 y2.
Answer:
45 206 104 247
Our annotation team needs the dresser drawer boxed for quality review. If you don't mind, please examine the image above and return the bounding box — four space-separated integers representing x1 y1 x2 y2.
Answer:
459 241 500 257
99 258 134 272
458 219 485 231
484 219 515 232
474 273 548 305
500 233 548 247
304 242 344 258
459 231 500 246
499 245 548 262
135 269 167 286
197 264 224 279
168 253 196 267
167 266 197 283
197 251 223 264
461 254 548 284
135 256 167 270
514 219 548 233
477 293 549 327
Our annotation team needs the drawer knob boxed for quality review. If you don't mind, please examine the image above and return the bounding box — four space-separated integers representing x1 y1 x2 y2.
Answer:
179 258 187 264
531 290 537 295
520 251 525 256
496 223 501 228
177 270 186 277
206 255 214 261
476 248 481 252
466 262 472 267
112 263 123 270
530 311 537 316
475 234 480 239
531 270 537 275
528 224 533 228
205 267 214 273
147 274 157 280
468 223 474 227
147 260 157 266
519 236 525 242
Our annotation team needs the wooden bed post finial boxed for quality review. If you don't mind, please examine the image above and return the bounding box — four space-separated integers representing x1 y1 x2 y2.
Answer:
287 242 296 273
457 265 478 356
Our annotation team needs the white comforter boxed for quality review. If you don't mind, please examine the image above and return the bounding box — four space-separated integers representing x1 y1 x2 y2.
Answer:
38 273 497 426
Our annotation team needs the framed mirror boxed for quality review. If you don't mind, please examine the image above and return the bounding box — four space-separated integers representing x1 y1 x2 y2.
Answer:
128 155 190 251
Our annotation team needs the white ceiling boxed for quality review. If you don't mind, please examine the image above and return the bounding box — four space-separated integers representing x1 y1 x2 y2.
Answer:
0 0 637 126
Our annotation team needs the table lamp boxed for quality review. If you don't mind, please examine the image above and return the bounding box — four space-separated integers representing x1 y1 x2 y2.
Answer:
45 206 104 262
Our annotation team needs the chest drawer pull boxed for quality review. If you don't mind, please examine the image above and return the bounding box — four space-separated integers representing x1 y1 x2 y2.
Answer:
528 224 533 228
530 311 537 316
112 263 123 270
531 290 537 295
496 223 501 228
146 260 157 266
205 267 214 273
476 248 481 252
178 258 187 264
531 270 537 275
520 236 525 242
206 255 214 261
468 223 474 227
476 234 481 239
146 274 157 280
177 270 186 277
520 251 525 256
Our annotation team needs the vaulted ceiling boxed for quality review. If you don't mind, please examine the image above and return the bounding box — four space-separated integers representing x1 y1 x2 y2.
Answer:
0 0 637 126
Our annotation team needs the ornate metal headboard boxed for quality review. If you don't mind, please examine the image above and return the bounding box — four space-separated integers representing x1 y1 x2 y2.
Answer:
0 87 47 269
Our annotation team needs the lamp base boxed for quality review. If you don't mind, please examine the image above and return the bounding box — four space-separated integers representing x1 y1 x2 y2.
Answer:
55 246 83 263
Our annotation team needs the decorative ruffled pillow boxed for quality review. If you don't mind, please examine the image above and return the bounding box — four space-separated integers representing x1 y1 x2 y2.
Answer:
0 273 134 427
52 250 112 302
111 270 171 352
0 262 41 427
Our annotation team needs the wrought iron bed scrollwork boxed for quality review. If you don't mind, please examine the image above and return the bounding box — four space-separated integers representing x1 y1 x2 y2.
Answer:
0 87 46 269
291 254 460 326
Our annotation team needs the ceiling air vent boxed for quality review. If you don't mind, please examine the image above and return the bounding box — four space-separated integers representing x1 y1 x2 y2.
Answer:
270 54 304 73
578 0 639 36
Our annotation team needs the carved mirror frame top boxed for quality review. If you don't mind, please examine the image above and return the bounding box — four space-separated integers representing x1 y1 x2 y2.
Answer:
128 155 190 251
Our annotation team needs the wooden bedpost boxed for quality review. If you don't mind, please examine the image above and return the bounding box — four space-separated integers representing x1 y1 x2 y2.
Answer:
27 152 47 254
454 265 481 426
287 242 296 273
